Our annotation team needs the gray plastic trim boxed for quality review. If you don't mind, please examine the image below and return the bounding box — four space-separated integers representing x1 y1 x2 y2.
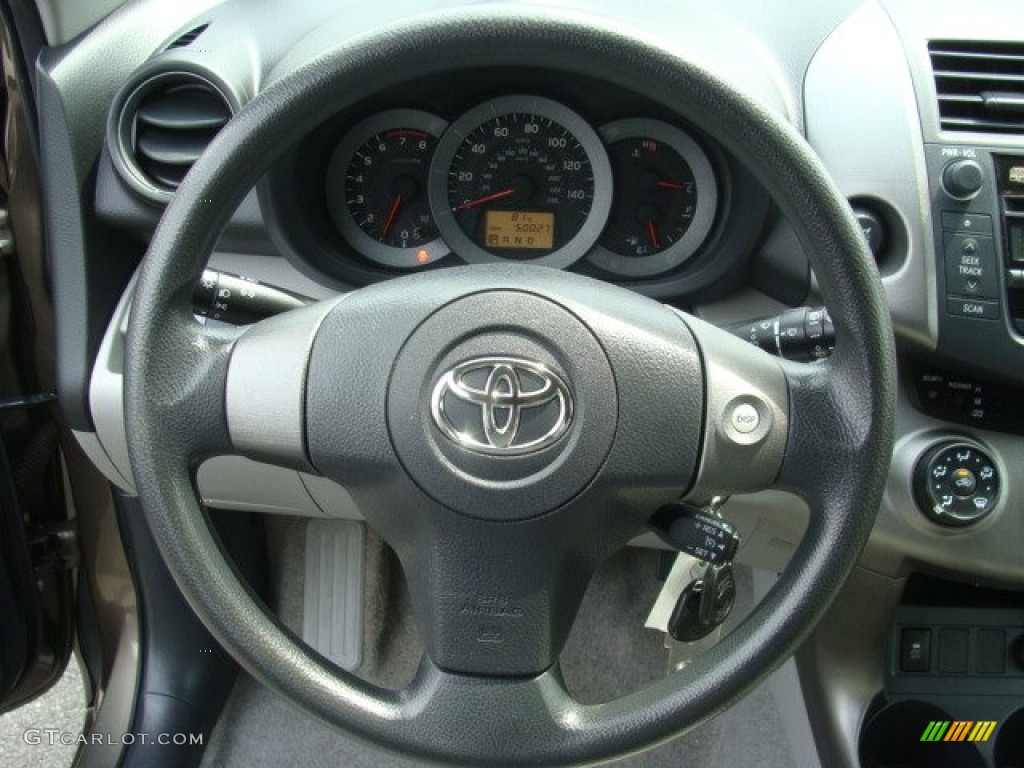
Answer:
804 2 938 352
89 271 137 492
796 566 907 768
196 457 324 516
72 428 133 491
755 569 823 768
864 381 1024 586
679 312 789 500
300 474 364 520
302 520 366 671
725 491 809 572
225 298 342 471
36 0 126 45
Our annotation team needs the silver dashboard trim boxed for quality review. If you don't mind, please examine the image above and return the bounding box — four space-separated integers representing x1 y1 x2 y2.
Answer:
804 1 938 352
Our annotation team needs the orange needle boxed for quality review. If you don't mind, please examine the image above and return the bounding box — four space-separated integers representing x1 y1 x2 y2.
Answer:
646 219 661 250
381 194 403 239
454 187 516 212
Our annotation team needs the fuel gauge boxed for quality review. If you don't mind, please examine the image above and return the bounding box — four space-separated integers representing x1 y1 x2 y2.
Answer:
589 119 717 278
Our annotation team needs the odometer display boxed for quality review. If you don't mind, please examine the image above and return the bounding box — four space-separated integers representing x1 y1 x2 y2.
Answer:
484 210 555 250
430 96 611 268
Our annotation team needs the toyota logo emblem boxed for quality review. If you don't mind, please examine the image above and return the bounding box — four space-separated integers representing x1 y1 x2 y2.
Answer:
430 357 573 455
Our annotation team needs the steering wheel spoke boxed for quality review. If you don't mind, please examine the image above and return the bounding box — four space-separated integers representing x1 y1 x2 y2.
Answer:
393 660 583 763
682 314 889 514
223 298 343 471
378 491 643 679
681 313 791 501
773 351 890 505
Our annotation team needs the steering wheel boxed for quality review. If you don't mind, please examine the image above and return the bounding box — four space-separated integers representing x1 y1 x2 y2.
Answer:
124 6 895 766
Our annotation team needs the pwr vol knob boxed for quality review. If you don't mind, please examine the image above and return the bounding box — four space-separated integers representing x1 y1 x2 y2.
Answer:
942 159 984 200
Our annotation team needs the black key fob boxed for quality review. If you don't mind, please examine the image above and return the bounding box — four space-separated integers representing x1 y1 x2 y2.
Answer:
668 579 712 642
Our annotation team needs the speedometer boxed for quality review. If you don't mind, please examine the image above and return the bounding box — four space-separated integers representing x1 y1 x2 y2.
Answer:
429 96 612 268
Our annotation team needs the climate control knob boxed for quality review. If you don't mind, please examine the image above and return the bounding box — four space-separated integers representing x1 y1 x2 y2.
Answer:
913 441 1000 526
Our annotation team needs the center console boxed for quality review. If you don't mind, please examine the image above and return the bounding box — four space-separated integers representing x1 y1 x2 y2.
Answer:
859 577 1024 768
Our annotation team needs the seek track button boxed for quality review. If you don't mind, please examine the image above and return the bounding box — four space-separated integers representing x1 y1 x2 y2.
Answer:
944 233 998 298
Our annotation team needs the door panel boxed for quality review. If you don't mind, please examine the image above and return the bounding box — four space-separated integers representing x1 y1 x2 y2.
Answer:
0 0 75 713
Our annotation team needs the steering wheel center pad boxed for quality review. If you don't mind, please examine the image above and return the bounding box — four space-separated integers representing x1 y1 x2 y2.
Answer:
308 271 703 521
300 268 703 674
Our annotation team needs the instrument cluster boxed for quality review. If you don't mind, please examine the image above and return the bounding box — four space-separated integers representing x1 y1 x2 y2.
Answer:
322 95 719 279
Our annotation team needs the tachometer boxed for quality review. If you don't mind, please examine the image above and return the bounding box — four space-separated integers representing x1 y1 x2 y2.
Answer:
588 119 717 278
326 109 449 269
429 96 612 268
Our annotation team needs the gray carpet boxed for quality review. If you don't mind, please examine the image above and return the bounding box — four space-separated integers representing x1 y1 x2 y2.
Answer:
201 520 797 767
0 655 87 768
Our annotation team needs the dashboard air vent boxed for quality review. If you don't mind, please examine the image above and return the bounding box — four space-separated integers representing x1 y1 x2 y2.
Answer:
930 40 1024 135
166 24 208 50
121 74 231 194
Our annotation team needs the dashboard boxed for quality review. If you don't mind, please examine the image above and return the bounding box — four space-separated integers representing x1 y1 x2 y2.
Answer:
30 0 1024 766
258 69 769 299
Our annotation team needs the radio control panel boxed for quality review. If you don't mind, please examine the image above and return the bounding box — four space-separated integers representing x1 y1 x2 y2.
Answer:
925 145 1024 386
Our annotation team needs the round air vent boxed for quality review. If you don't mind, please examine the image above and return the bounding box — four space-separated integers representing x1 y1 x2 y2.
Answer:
111 71 233 201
